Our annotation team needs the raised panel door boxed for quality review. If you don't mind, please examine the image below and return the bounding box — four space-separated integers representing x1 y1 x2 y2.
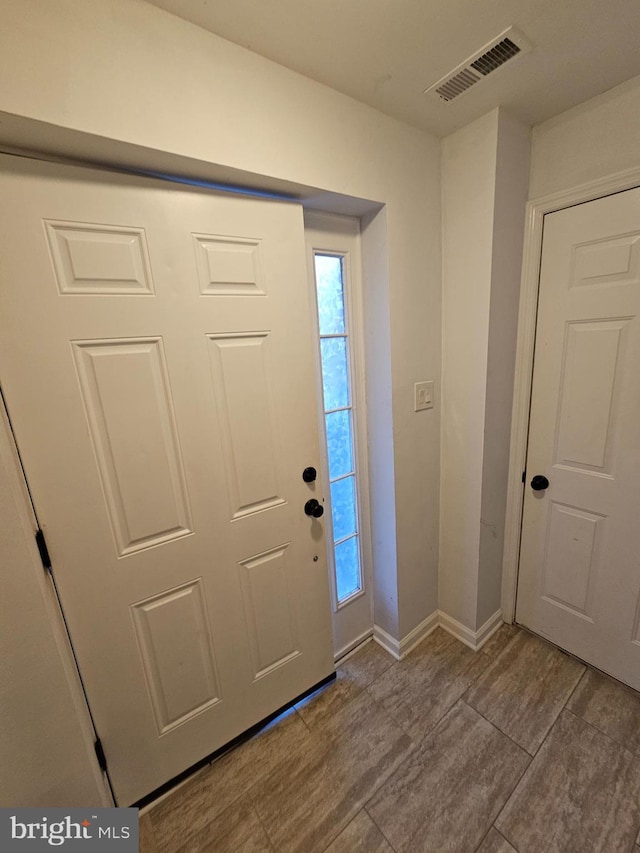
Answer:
0 154 333 804
517 187 640 690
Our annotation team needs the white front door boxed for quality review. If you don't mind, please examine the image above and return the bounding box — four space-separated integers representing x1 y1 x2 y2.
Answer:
517 186 640 691
0 155 333 805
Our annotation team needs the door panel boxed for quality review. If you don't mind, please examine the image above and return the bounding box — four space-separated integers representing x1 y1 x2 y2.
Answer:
72 336 193 554
131 578 222 734
517 187 640 690
0 155 333 804
554 320 629 473
45 219 155 295
206 331 284 517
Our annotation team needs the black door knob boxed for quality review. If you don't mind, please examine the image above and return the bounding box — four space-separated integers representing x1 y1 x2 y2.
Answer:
304 498 324 518
530 474 550 491
302 467 317 483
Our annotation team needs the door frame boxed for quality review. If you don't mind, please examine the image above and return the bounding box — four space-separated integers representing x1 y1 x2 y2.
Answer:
304 210 375 660
0 390 113 806
501 163 640 623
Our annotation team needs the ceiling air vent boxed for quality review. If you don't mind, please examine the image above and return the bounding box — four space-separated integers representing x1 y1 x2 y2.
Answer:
424 27 532 103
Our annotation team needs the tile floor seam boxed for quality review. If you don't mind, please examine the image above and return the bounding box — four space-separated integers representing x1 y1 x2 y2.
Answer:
393 725 526 853
406 688 478 747
494 707 640 853
575 664 640 700
483 720 536 849
459 655 491 705
363 804 401 853
566 678 640 757
493 824 520 853
473 824 522 853
366 698 532 853
560 661 588 709
460 697 536 762
524 670 585 759
363 668 391 698
363 641 494 747
473 826 493 853
563 705 640 761
517 625 604 681
249 690 414 853
474 825 500 853
363 685 419 746
299 681 365 729
317 812 357 853
140 628 640 853
474 655 586 760
294 706 313 733
494 825 522 853
482 630 523 663
251 799 277 853
532 656 588 758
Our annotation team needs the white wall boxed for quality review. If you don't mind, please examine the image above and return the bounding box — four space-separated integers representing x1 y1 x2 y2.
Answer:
477 111 531 628
440 108 530 634
530 74 640 198
0 0 441 643
440 111 498 630
0 0 441 806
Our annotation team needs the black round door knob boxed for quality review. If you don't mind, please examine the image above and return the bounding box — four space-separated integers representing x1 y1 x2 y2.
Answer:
530 475 550 491
302 467 317 483
304 498 324 518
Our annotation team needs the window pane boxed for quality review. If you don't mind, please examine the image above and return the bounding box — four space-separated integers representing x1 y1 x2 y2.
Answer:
320 337 350 410
325 410 353 480
335 536 361 601
330 476 357 542
314 255 345 335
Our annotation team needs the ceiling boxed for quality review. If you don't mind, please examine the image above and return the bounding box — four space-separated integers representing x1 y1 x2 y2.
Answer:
145 0 640 137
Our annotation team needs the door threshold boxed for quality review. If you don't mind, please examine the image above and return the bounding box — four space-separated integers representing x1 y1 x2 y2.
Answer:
135 670 336 811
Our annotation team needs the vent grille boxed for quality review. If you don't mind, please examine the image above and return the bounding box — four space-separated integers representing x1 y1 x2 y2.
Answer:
436 69 481 102
425 27 532 104
471 37 521 76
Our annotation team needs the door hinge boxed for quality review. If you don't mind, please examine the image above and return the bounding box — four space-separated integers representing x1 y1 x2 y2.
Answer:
522 470 526 484
35 528 52 573
94 738 108 773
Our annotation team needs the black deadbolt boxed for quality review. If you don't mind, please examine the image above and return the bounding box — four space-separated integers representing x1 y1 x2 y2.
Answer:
302 467 317 483
530 474 550 491
304 498 324 518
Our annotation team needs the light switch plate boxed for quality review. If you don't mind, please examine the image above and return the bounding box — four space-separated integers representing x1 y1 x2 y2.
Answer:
414 380 434 412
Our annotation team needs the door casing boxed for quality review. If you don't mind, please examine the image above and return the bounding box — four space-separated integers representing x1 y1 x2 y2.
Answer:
304 211 375 661
502 164 640 623
0 392 113 806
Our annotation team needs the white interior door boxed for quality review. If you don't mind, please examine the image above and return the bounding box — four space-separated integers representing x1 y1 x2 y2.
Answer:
517 186 640 691
0 154 333 805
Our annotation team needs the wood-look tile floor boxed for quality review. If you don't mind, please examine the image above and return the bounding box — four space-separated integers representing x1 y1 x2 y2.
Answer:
140 626 640 853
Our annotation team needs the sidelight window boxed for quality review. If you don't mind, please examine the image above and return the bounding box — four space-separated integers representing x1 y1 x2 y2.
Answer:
313 253 363 604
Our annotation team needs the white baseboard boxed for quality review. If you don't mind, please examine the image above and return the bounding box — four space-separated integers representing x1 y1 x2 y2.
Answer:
373 610 440 660
334 629 374 664
372 624 402 659
438 608 503 651
373 608 503 660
